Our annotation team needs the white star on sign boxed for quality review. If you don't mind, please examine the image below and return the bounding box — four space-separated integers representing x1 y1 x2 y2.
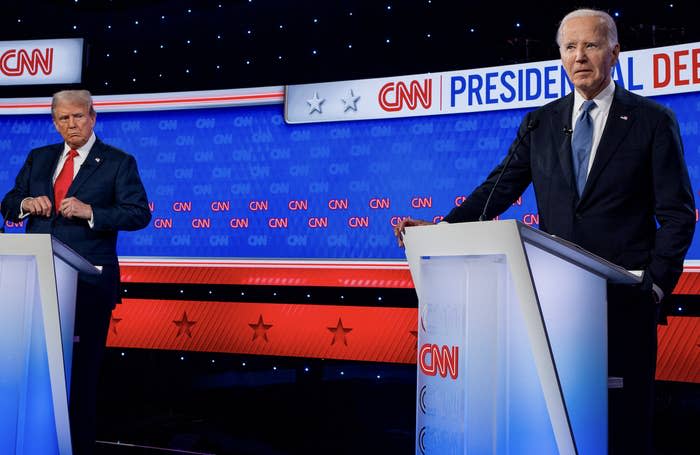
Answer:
341 89 361 112
307 91 325 114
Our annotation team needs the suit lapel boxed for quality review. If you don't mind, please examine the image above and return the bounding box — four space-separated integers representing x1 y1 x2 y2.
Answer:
67 140 106 197
579 86 637 201
552 94 576 193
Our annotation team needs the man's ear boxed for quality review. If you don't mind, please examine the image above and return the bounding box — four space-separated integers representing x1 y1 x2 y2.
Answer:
611 43 621 64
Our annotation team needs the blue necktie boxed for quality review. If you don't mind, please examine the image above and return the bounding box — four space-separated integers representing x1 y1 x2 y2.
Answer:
571 100 596 196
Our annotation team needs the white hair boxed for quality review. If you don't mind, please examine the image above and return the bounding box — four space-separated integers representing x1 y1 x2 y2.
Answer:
556 8 618 47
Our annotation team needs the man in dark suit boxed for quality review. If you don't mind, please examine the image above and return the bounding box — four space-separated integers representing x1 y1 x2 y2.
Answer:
1 89 151 454
395 9 695 454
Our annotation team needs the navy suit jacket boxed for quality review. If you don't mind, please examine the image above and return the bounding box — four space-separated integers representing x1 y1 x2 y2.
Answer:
443 84 695 297
1 138 151 305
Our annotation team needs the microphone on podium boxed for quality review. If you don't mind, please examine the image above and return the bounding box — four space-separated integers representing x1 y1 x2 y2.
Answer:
478 119 540 222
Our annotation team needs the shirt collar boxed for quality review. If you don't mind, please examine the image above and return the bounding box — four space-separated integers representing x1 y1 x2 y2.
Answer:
573 80 615 115
63 132 96 158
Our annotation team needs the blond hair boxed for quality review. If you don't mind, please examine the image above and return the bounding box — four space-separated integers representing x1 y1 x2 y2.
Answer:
51 90 96 118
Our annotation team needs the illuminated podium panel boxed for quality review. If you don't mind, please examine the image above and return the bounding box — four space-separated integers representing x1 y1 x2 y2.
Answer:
403 220 640 455
0 234 99 455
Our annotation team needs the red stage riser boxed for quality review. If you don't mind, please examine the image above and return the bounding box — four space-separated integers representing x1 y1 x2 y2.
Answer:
108 299 417 364
656 316 700 383
107 299 699 384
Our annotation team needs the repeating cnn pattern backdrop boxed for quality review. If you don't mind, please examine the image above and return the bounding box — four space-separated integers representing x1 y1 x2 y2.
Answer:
1 92 699 260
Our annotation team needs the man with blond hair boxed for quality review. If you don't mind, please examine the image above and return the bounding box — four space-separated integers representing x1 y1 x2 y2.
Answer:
2 89 151 454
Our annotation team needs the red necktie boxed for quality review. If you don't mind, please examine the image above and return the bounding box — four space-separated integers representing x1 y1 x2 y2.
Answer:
54 149 79 213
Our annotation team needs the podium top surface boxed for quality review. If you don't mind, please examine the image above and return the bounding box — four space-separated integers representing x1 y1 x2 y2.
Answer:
516 222 641 285
403 220 641 285
0 233 100 275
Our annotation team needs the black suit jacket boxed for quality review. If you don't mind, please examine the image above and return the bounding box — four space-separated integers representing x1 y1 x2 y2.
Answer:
1 138 151 306
443 84 695 297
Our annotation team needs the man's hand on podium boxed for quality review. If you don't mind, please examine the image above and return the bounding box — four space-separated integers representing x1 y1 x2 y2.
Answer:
393 217 433 247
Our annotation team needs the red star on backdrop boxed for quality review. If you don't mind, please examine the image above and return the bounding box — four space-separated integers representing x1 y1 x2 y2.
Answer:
249 314 273 342
173 311 196 338
109 315 122 335
328 318 353 346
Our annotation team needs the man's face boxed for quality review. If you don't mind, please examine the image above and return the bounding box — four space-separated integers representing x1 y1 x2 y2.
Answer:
52 101 96 149
559 16 620 99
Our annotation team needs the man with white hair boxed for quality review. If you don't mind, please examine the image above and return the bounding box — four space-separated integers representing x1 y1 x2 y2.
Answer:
396 9 695 453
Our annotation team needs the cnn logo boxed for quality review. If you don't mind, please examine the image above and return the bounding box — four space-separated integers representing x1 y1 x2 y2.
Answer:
419 343 459 380
378 79 432 112
1 48 53 76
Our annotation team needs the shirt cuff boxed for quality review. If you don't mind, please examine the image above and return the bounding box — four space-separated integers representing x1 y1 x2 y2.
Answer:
88 212 95 229
652 284 664 303
18 197 32 219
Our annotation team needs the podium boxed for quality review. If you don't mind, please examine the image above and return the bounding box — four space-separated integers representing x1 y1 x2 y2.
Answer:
0 234 99 455
403 220 640 455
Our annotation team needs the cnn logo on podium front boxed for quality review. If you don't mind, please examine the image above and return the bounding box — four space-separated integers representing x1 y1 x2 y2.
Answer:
419 343 459 380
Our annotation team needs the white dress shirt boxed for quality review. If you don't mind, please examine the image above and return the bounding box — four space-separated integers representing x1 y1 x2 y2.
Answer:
571 79 615 176
52 132 97 182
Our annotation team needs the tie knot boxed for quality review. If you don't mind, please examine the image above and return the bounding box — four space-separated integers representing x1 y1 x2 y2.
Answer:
68 149 79 158
581 99 596 114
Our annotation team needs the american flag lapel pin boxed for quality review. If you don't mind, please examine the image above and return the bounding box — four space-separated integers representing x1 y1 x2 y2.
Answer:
620 115 628 120
95 157 101 163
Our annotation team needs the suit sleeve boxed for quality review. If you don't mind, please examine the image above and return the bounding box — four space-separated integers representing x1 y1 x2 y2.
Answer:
1 151 35 222
648 108 696 296
91 154 151 232
443 113 535 223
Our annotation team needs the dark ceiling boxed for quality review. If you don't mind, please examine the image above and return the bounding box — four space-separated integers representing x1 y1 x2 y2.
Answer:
0 0 696 98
